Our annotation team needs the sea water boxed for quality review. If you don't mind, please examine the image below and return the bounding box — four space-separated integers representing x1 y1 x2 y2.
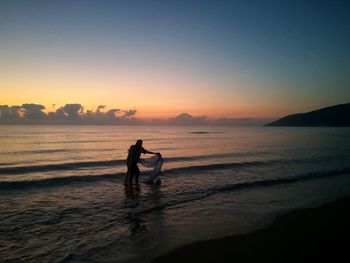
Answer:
1 125 350 262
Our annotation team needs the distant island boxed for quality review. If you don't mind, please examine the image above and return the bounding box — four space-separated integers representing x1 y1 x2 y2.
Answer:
265 103 350 127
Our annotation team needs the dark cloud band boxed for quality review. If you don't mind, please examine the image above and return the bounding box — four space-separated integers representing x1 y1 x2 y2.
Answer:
0 103 269 126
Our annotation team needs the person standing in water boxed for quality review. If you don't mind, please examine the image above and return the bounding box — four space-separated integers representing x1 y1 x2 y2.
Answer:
125 140 158 187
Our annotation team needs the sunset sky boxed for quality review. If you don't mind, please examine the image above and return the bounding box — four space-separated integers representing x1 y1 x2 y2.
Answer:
1 0 349 119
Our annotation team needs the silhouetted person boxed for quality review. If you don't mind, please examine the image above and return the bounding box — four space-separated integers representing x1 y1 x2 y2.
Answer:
125 140 158 187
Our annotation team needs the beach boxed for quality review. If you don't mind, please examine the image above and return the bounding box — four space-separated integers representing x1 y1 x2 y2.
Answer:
153 195 350 263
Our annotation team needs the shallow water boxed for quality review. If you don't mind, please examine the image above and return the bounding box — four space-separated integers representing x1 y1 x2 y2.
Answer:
1 125 350 262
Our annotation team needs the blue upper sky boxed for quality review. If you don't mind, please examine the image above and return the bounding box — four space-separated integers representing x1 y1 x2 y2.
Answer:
1 0 349 117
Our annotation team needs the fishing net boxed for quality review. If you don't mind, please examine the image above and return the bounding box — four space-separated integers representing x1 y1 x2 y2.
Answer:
139 154 163 183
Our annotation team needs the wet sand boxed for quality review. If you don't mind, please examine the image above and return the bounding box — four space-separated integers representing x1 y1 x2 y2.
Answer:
153 196 350 263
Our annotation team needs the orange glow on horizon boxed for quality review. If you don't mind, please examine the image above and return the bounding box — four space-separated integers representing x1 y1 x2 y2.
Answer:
0 62 323 120
0 54 289 119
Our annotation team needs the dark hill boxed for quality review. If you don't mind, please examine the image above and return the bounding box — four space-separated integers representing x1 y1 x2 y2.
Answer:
265 103 350 127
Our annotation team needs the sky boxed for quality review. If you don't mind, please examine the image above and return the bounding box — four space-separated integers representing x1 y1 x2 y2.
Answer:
1 0 349 119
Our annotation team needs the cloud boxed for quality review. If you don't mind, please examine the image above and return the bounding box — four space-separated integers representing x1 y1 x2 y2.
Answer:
0 105 22 120
106 109 121 119
62 104 83 119
168 113 207 125
122 109 137 118
48 107 66 119
0 103 267 126
47 104 83 120
81 107 122 122
21 103 46 120
0 103 137 124
96 105 106 112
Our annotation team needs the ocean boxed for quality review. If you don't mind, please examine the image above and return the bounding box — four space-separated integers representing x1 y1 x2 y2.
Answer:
1 125 350 262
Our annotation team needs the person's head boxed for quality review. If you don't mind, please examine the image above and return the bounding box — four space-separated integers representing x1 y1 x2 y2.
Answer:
136 139 143 147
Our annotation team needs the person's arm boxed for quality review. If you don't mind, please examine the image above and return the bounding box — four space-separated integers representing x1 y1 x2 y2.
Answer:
141 147 158 155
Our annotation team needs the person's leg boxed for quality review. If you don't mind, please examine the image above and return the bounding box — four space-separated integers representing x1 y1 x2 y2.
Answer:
124 166 131 187
128 166 134 186
134 165 140 185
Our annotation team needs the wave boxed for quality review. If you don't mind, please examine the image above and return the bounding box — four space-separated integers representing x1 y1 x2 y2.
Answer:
0 148 120 156
165 160 275 174
166 151 265 162
0 162 17 166
0 160 278 190
208 167 350 193
0 160 126 175
0 151 265 175
23 131 118 135
122 167 350 217
41 139 113 144
15 139 117 145
0 149 72 155
0 172 123 190
1 159 349 191
188 131 225 134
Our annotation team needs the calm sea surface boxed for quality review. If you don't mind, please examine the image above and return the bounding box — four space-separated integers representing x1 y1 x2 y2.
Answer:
1 125 350 262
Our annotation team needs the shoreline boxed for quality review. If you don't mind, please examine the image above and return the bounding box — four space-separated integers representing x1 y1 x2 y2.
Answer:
153 195 350 263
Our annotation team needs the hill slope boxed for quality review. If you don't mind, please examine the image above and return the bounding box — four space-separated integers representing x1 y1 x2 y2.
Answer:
265 103 350 127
